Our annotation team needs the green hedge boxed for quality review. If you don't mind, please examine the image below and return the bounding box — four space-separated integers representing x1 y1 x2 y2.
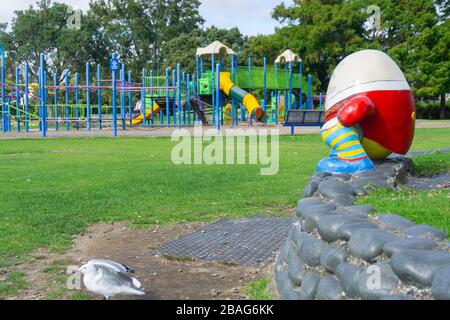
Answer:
415 101 449 119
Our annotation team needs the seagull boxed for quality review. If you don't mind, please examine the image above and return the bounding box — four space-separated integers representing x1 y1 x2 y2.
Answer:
85 259 135 273
79 259 145 300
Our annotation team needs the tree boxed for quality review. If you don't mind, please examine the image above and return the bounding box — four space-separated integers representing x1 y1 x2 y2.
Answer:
389 20 450 119
88 0 204 73
160 26 248 74
5 0 103 82
267 0 372 91
250 0 448 116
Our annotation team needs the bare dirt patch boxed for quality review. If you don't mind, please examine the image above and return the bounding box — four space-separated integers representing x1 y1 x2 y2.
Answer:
6 222 269 300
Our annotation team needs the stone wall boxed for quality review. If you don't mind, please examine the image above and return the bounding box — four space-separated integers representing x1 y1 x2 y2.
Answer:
274 156 450 300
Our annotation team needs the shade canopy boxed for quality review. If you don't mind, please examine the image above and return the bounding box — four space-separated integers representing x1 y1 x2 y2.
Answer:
275 49 302 64
196 41 237 58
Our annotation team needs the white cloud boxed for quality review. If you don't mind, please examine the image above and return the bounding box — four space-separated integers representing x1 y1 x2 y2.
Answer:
199 0 292 35
0 0 292 35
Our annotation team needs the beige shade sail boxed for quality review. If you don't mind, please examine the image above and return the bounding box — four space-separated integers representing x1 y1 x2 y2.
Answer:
196 41 237 58
275 49 302 64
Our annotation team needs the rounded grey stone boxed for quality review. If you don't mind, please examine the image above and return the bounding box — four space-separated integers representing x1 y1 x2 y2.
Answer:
332 193 356 207
325 173 352 182
336 263 362 299
316 275 344 300
348 228 399 262
296 198 335 219
352 177 391 189
287 250 305 286
311 172 332 180
277 239 294 263
353 185 368 196
320 244 348 273
296 198 324 217
375 164 396 178
353 170 381 180
303 179 320 198
336 205 372 218
301 210 334 233
299 272 320 300
298 234 326 267
390 249 450 287
337 221 379 241
405 224 448 240
287 223 298 238
383 238 438 258
431 265 450 300
377 214 415 229
358 263 400 299
292 230 310 248
317 215 364 242
318 180 356 199
275 262 289 292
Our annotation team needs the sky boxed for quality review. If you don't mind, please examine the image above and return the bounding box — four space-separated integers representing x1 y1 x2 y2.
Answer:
0 0 293 36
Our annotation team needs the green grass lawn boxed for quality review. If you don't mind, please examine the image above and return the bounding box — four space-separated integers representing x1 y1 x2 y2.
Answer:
0 128 449 297
0 128 448 260
358 150 450 236
0 134 325 260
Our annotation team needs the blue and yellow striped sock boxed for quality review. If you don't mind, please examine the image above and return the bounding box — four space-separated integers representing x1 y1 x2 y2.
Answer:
321 123 368 161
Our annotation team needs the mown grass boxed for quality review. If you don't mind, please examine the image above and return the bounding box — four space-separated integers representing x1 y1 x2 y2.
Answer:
358 148 449 236
42 260 90 300
243 276 274 300
0 134 325 259
0 271 28 296
0 128 448 298
358 188 449 236
413 151 450 176
0 128 447 259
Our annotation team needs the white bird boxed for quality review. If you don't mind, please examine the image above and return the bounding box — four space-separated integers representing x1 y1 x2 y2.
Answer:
79 260 145 300
85 259 135 273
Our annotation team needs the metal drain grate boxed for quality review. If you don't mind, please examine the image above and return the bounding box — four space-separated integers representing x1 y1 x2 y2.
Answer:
151 216 292 267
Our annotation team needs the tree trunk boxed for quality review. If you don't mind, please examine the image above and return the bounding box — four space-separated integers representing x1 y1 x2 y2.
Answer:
440 93 446 120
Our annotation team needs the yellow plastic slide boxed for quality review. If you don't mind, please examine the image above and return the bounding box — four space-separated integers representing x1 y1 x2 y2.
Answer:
131 103 161 125
219 72 265 122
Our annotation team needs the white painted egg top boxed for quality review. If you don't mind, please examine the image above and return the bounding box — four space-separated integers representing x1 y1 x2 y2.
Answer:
325 50 410 111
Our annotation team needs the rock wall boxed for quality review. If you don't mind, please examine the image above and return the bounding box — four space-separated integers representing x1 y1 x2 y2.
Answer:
274 156 450 300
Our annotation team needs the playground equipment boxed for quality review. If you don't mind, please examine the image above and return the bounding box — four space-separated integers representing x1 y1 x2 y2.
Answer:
0 41 324 137
317 49 416 174
131 102 160 126
219 72 265 122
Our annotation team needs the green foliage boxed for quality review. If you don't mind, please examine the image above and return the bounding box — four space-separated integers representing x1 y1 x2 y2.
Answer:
161 26 248 73
388 20 449 103
264 0 373 91
415 101 450 119
244 0 449 105
88 0 204 74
